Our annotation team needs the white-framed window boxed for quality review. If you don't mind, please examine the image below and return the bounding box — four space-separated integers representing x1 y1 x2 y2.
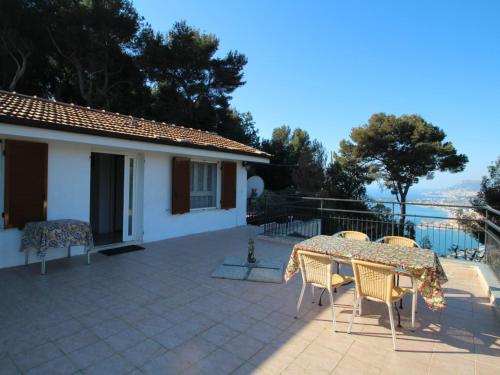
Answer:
190 161 217 209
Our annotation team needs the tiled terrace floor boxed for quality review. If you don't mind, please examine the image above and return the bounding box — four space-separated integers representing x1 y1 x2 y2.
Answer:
0 226 499 374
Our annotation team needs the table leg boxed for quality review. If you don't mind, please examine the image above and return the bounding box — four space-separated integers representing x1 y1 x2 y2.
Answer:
394 302 401 328
334 263 340 293
396 275 404 309
40 254 47 275
318 288 326 306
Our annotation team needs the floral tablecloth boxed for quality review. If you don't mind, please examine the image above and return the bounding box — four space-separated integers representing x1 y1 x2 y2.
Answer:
284 236 447 311
21 219 94 255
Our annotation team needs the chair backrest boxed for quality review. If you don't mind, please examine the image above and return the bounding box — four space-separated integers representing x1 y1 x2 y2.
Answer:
334 231 369 241
351 259 395 304
297 250 333 289
381 236 418 248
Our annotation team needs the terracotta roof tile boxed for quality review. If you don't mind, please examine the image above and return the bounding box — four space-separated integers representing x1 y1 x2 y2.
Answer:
0 90 269 158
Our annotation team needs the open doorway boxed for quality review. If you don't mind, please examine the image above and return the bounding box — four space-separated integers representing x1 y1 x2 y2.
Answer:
90 153 124 246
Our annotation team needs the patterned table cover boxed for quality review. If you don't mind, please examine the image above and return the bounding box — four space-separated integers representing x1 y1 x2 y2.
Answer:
284 236 447 311
21 219 94 255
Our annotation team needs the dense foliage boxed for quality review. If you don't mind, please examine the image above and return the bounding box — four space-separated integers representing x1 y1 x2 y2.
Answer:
253 125 326 193
0 0 258 145
472 157 500 210
458 157 500 245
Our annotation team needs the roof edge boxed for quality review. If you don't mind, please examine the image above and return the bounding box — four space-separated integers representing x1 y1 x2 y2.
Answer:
0 115 270 159
0 90 268 157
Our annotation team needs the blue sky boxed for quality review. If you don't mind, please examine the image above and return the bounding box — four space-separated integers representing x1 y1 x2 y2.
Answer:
135 0 500 190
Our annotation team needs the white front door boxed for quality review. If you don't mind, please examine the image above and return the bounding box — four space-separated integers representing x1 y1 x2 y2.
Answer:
123 155 137 241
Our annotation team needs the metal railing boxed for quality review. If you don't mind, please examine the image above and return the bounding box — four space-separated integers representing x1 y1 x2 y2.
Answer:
248 196 500 276
484 205 500 279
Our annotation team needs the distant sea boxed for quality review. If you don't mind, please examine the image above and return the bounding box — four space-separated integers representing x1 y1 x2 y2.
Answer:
365 187 481 256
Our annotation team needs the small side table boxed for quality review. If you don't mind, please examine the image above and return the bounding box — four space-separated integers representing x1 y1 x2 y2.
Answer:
21 219 94 275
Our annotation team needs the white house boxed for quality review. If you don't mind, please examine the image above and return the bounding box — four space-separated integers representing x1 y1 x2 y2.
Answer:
0 91 269 269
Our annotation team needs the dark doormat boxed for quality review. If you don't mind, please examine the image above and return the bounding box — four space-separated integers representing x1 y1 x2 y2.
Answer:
99 245 145 256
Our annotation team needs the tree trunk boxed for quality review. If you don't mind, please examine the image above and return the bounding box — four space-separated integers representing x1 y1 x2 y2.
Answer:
399 193 407 227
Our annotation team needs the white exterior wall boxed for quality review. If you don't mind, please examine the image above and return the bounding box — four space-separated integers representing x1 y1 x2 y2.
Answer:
0 141 92 268
0 124 262 269
142 153 247 242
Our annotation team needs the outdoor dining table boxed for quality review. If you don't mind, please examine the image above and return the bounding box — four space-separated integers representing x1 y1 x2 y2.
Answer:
284 235 447 311
21 219 94 275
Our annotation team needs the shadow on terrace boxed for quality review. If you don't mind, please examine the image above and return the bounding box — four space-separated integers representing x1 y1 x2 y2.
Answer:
0 226 498 374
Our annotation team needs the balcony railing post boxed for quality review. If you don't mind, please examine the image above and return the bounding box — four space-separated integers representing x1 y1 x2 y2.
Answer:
391 202 395 236
484 208 489 261
320 198 324 234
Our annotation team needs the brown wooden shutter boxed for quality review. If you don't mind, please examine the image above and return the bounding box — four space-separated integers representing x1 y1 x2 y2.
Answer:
4 140 48 229
171 157 190 214
221 161 237 209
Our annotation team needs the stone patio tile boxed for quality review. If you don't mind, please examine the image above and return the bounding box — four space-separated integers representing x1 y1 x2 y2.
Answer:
121 338 165 367
331 354 381 374
262 311 296 330
5 330 49 356
229 362 274 375
343 340 389 369
171 336 218 364
200 323 240 346
90 318 130 339
12 342 63 372
293 341 342 372
25 355 78 375
243 303 272 321
106 301 138 318
311 330 354 355
223 313 258 332
271 333 311 356
474 341 500 367
380 350 432 375
152 324 198 350
42 318 84 341
121 307 157 325
179 365 211 375
245 320 282 344
144 299 174 316
141 350 191 375
76 307 115 327
428 353 475 375
179 314 216 335
190 348 244 375
222 333 265 361
133 315 174 337
67 340 114 370
432 333 475 357
475 361 500 375
160 305 196 324
0 354 21 375
196 308 232 323
55 329 101 354
105 327 147 352
248 344 297 374
83 354 135 375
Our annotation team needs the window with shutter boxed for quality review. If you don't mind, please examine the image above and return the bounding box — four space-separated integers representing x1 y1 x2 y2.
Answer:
171 157 190 214
4 140 48 229
190 162 217 209
221 161 237 209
